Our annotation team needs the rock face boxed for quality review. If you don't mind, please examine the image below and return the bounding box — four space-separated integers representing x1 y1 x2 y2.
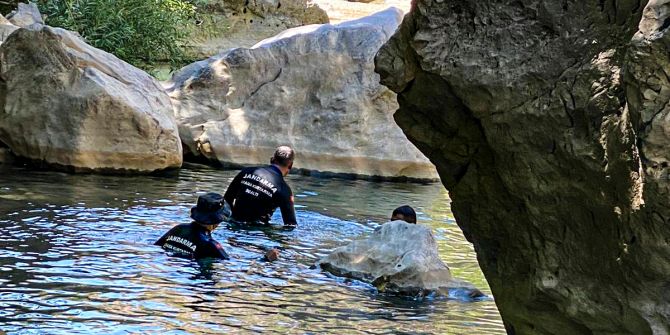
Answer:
0 147 14 164
0 15 18 42
186 0 329 58
6 2 43 29
377 0 670 334
318 221 474 294
168 8 438 181
0 27 182 172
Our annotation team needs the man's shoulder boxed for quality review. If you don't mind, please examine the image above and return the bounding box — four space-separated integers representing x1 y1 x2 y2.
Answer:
166 222 194 235
238 166 269 175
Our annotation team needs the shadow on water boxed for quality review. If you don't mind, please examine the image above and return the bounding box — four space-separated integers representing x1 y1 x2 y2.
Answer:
0 165 505 334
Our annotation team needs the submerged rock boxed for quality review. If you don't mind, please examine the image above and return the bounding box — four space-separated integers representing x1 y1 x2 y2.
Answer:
0 27 182 173
167 8 438 181
377 0 670 333
318 221 479 295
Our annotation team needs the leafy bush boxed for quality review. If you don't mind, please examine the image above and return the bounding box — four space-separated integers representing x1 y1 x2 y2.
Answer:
0 1 21 15
37 0 196 69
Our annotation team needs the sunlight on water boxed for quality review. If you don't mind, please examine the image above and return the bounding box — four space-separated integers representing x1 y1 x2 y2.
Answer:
0 165 504 334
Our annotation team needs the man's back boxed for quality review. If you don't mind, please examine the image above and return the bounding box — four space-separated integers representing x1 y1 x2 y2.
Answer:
155 222 229 259
224 165 296 225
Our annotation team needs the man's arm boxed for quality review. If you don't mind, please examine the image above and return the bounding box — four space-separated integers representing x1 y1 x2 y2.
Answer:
278 186 297 227
223 170 244 206
201 241 230 260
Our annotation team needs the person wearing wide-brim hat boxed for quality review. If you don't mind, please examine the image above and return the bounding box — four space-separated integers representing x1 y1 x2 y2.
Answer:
155 192 230 260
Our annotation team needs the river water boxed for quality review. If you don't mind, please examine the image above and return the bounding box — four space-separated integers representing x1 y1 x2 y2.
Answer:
0 164 505 334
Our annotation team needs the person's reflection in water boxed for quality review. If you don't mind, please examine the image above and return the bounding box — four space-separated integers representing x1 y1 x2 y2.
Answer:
192 258 217 282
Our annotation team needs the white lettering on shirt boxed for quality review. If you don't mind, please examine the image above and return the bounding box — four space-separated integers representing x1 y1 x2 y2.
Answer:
242 174 278 194
166 235 197 251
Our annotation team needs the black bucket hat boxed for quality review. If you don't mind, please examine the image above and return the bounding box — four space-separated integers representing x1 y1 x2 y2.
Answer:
190 192 226 225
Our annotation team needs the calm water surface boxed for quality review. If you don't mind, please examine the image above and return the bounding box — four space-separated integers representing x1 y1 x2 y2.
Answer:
0 165 504 334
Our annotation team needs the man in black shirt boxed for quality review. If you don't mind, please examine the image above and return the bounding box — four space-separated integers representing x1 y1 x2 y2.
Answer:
223 146 298 227
155 192 230 260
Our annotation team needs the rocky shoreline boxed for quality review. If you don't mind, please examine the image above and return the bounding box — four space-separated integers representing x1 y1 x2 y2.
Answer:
0 4 437 182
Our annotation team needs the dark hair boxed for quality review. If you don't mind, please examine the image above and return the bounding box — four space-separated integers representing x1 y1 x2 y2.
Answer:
391 205 417 224
271 146 295 167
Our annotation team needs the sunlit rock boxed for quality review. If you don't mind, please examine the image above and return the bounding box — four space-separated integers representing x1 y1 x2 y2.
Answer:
0 14 19 42
167 8 438 181
318 220 479 295
0 27 182 173
7 2 43 29
376 0 670 333
185 0 329 58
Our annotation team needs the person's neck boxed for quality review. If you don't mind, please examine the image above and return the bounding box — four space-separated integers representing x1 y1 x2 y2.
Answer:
194 222 214 233
271 164 289 176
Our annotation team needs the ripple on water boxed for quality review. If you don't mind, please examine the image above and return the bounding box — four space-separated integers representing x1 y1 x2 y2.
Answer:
0 166 504 334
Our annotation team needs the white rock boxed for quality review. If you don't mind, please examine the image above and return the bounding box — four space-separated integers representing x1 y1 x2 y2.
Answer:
167 8 439 181
318 221 476 293
0 27 182 172
7 3 43 29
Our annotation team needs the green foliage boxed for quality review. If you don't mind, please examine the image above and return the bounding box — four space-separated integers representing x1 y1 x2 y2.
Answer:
37 0 196 69
0 1 21 15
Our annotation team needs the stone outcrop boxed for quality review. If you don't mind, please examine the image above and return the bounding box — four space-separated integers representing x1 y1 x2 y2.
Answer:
6 2 42 29
168 8 438 181
377 0 670 334
318 220 478 295
186 0 329 58
0 146 14 164
0 26 183 173
0 15 18 42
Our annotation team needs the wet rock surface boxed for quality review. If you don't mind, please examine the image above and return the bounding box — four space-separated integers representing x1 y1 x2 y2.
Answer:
168 8 438 181
318 221 477 295
377 0 670 333
0 27 183 173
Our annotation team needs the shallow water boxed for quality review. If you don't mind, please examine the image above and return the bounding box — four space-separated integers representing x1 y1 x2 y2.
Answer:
0 165 504 334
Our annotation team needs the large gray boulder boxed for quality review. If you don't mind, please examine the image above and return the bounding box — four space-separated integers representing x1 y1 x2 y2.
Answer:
0 27 183 173
318 221 477 294
168 8 438 181
376 0 670 333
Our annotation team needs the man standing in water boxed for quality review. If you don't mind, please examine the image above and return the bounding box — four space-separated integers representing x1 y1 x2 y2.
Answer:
155 192 230 259
223 146 298 227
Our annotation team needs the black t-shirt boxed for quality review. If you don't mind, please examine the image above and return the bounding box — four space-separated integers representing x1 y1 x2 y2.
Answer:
223 165 297 226
155 223 229 259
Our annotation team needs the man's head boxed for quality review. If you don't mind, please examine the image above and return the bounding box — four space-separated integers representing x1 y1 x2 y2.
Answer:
270 146 295 175
391 205 417 224
191 192 226 231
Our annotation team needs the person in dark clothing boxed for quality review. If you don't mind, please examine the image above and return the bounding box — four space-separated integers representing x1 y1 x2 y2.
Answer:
223 146 297 227
391 205 417 224
155 192 230 260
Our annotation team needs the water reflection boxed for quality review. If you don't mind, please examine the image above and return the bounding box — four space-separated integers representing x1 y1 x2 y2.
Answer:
0 165 504 334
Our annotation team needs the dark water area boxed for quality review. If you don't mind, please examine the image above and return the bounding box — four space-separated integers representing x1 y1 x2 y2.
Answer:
0 165 504 334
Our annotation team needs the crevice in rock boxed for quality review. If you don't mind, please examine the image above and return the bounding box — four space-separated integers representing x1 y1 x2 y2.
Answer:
242 67 283 107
